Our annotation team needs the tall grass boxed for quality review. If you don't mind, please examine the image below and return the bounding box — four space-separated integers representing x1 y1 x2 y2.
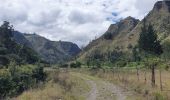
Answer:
15 69 90 100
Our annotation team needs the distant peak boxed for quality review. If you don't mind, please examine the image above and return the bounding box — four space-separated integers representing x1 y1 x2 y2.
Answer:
125 16 135 20
119 16 139 25
120 16 139 22
153 0 170 12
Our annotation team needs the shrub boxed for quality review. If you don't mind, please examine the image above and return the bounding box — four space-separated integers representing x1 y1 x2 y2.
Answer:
104 32 113 40
0 65 46 98
70 61 81 68
127 44 133 49
154 92 165 100
59 63 69 68
0 56 9 67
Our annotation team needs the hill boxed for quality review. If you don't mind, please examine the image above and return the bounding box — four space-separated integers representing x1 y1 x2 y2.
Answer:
79 1 170 63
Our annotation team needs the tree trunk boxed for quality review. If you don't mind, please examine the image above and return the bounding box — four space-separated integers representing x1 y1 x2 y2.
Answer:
159 69 163 91
151 65 155 87
136 66 139 81
144 70 147 84
117 67 121 81
112 68 115 78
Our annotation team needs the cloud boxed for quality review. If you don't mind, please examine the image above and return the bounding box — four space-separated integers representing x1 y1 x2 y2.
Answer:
0 0 159 47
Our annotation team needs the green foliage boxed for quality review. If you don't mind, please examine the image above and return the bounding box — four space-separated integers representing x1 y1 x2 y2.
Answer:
59 63 69 68
153 92 166 100
132 46 141 62
32 66 46 82
0 21 13 45
0 56 10 68
104 32 113 40
0 21 39 66
138 21 163 55
19 45 39 64
0 47 7 55
70 61 82 68
127 44 133 49
93 59 101 68
116 60 127 67
108 50 123 63
162 40 170 60
0 64 46 98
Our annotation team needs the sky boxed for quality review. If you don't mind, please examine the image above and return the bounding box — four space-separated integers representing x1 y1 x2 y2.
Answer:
0 0 158 47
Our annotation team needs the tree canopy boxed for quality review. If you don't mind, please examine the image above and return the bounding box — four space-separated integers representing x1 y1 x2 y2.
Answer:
138 19 163 55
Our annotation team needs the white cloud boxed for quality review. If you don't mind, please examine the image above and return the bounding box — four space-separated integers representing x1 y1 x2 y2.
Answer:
0 0 159 46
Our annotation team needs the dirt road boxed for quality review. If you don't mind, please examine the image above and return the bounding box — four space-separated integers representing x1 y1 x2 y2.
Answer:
71 72 132 100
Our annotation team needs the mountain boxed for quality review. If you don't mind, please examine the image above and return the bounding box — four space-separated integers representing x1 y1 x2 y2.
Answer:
13 31 33 48
79 17 139 61
79 0 170 62
13 32 81 64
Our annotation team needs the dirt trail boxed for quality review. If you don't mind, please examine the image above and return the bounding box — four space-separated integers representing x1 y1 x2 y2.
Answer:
86 80 98 100
72 73 132 100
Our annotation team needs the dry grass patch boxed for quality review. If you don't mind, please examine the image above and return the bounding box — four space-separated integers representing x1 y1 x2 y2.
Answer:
75 68 170 100
15 69 90 100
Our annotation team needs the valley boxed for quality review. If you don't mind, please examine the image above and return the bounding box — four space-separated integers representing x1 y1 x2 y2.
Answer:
1 0 170 100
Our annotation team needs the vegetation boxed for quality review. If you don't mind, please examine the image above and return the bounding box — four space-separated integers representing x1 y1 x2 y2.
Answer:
1 1 170 99
138 19 163 87
79 68 170 100
0 64 46 99
104 32 113 40
16 69 90 100
70 61 82 68
0 21 46 99
0 21 39 66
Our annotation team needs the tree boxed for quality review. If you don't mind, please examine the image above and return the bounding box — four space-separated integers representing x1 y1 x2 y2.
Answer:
138 19 163 87
104 32 113 40
70 61 82 68
138 21 163 55
0 21 13 47
162 40 170 60
132 46 140 81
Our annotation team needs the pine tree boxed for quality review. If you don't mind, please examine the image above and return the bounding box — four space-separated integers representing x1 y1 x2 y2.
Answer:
138 19 163 87
138 19 163 55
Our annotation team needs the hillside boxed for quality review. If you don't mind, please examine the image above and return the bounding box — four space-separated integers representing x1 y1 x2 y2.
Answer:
13 32 81 64
79 0 170 62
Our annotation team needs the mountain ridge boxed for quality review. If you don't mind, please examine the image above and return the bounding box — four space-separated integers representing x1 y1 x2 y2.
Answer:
13 32 81 64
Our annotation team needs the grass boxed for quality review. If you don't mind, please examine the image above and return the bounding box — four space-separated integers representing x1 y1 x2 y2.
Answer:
13 67 170 100
75 68 170 100
14 69 90 100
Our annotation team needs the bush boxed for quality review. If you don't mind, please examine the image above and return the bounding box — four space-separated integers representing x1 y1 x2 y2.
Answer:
0 56 9 67
127 44 133 49
104 32 113 40
153 92 165 100
0 65 46 98
116 60 127 67
70 61 81 68
59 63 69 68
